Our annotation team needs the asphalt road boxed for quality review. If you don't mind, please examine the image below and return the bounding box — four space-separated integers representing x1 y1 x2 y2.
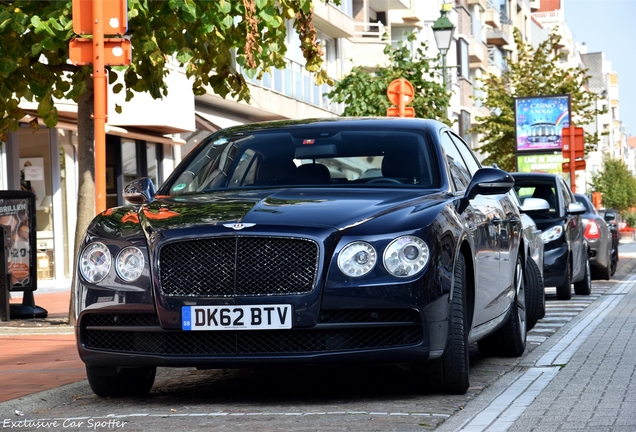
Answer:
2 243 634 431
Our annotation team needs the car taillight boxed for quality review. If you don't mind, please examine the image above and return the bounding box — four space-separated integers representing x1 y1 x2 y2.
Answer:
584 219 601 240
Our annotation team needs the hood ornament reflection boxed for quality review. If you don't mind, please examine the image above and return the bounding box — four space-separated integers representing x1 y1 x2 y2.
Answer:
223 222 256 231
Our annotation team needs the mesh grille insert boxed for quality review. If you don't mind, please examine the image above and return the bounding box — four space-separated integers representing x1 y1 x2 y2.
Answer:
159 237 319 297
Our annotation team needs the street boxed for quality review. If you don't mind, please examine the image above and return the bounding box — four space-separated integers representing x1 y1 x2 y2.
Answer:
1 241 635 431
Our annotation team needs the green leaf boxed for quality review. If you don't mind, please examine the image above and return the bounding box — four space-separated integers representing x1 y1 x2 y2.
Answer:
0 57 17 76
217 0 232 14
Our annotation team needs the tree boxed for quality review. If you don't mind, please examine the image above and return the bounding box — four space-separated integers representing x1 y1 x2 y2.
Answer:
0 0 334 323
590 157 636 214
326 35 451 122
471 29 602 172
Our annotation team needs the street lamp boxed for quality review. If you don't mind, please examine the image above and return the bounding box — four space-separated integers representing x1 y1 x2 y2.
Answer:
432 7 455 90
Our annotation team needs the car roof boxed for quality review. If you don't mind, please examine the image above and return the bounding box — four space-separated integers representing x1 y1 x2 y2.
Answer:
218 117 448 135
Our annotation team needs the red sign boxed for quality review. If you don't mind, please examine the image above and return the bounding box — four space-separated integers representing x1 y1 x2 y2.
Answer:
387 78 415 107
69 38 132 66
73 0 128 35
562 126 585 159
387 107 415 118
561 159 586 172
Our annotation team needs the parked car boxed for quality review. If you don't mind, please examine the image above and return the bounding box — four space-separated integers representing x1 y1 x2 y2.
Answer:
573 193 615 280
511 173 590 300
75 118 528 397
599 208 620 275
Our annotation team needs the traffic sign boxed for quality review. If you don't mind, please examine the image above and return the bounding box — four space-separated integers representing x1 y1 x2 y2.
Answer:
387 78 415 106
387 106 415 118
562 126 585 159
69 38 132 66
561 159 586 172
73 0 128 35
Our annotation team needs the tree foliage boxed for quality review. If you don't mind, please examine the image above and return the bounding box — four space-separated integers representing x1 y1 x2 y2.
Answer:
0 0 335 322
472 29 602 172
326 35 451 122
590 157 636 213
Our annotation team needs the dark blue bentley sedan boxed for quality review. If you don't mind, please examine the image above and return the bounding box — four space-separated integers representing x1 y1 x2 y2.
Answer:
75 118 527 396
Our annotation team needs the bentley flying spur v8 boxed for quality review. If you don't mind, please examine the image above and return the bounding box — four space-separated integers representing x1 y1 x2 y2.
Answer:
75 118 529 396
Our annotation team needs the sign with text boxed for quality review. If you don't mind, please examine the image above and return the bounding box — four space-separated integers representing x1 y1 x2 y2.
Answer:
517 153 563 174
0 191 37 291
515 95 570 152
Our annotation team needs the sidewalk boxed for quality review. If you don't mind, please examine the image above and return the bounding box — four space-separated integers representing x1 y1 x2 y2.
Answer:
0 289 85 403
437 241 636 431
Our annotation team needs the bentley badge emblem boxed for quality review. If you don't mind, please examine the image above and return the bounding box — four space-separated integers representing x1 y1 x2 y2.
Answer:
223 222 256 231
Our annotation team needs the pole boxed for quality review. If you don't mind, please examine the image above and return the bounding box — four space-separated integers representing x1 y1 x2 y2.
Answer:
441 52 447 90
569 123 576 193
93 0 107 214
399 78 405 117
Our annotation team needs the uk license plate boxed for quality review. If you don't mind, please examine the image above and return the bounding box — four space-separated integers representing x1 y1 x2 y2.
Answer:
182 305 292 331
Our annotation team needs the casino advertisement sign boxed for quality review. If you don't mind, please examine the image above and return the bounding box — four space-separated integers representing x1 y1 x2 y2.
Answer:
515 95 570 152
0 191 36 291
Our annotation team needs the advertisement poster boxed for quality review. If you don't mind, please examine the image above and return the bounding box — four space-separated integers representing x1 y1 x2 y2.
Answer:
517 153 563 174
515 95 570 152
0 192 36 291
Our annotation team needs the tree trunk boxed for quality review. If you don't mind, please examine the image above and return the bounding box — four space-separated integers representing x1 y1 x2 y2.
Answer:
68 77 96 326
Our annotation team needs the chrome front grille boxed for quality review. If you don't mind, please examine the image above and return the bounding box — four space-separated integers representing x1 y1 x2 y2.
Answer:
159 236 319 297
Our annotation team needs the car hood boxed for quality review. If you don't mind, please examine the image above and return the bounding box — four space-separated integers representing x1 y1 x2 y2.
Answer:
127 188 444 235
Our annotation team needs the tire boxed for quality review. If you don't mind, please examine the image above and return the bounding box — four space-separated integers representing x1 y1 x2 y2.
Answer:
556 257 572 300
574 257 592 295
427 253 470 395
597 248 612 281
86 365 156 397
525 258 544 331
610 249 618 277
478 254 527 358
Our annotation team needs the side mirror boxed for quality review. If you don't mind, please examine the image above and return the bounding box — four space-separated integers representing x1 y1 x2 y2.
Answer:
567 202 586 215
123 177 156 204
604 212 616 222
520 197 550 214
465 168 514 200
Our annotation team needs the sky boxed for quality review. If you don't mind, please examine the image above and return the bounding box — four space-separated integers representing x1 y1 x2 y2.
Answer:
562 0 636 137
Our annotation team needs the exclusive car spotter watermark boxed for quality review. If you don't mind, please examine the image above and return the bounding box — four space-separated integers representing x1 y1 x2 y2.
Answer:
2 418 127 430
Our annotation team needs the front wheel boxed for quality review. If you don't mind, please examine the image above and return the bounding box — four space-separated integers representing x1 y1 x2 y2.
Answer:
574 257 592 296
86 365 156 397
525 258 544 331
425 253 470 395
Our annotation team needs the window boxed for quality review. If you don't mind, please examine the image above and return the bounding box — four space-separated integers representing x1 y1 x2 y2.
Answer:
449 132 481 175
456 38 469 80
441 132 472 192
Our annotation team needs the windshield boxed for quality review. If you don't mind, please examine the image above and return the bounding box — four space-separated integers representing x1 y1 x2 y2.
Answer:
162 128 439 196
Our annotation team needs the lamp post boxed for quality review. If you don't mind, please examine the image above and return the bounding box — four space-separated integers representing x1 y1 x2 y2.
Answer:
432 6 455 90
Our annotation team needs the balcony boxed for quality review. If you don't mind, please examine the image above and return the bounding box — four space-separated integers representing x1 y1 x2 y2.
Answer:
486 24 513 47
468 0 489 9
313 1 355 38
529 0 540 11
483 8 500 28
370 0 409 10
469 41 488 70
353 21 389 40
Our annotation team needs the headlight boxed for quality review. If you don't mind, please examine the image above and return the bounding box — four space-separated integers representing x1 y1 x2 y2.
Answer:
383 235 429 277
116 247 145 281
338 241 377 277
79 242 112 283
541 225 563 243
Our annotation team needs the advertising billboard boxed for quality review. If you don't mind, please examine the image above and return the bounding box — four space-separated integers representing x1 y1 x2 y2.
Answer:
515 95 570 152
0 191 36 291
517 153 563 174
